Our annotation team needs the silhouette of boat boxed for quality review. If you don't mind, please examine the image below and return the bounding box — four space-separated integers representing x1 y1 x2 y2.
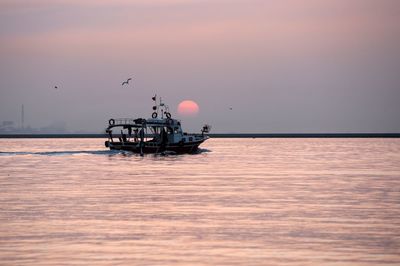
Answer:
105 96 210 155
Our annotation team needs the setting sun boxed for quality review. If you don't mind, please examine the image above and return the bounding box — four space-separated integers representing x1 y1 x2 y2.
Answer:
177 100 199 117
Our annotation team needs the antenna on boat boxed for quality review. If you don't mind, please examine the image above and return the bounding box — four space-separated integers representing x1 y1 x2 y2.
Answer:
150 94 171 120
152 94 157 113
159 97 163 119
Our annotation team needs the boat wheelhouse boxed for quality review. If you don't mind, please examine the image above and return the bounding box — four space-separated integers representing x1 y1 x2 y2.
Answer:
105 96 210 155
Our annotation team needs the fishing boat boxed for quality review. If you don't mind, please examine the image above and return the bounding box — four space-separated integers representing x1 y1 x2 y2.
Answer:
105 96 210 155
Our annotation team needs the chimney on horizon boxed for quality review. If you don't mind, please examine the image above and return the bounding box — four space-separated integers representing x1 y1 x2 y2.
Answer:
21 104 24 129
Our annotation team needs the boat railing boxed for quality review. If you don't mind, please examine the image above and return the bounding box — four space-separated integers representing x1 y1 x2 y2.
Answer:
111 118 168 126
111 118 138 125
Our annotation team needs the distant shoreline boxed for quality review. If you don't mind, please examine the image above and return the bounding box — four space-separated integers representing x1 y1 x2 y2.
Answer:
0 133 399 138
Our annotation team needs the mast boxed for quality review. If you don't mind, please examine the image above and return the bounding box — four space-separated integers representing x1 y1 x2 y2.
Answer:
21 104 24 129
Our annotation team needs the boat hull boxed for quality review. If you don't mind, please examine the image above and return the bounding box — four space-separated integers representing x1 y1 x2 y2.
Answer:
105 139 206 154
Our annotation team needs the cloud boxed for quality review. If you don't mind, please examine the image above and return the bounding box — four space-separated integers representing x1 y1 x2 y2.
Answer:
0 0 215 10
2 0 398 59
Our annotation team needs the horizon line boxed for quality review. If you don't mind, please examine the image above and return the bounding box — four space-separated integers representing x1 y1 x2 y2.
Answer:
0 133 399 138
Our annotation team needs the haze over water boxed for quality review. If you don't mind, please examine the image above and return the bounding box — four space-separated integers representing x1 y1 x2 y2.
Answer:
1 1 400 133
0 138 399 265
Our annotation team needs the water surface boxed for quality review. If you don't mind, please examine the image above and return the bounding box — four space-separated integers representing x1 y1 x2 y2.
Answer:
0 138 399 265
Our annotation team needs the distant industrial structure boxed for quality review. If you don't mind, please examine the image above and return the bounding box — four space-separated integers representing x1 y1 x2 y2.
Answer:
0 104 68 134
0 121 16 132
21 104 24 129
0 104 25 133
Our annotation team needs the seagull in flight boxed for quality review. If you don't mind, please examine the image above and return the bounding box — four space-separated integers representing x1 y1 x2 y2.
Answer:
122 78 132 86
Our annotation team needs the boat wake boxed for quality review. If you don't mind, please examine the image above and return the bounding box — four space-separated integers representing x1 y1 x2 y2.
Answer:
0 150 120 156
195 148 212 153
152 148 212 156
0 149 211 157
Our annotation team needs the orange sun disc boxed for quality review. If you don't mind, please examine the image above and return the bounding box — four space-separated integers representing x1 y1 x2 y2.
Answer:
177 100 199 117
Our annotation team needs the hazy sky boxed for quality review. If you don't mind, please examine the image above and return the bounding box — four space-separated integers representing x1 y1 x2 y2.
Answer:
1 0 399 133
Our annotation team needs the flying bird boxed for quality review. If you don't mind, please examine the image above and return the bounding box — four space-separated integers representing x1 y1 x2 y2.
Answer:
229 107 233 110
122 78 132 86
54 86 58 89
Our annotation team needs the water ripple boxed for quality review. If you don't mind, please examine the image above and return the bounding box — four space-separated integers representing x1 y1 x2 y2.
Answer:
0 138 399 265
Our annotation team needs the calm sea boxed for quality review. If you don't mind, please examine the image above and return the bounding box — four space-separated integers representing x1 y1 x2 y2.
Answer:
0 138 399 265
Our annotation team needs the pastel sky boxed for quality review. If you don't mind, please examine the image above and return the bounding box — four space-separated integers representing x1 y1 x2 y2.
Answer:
1 0 399 133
